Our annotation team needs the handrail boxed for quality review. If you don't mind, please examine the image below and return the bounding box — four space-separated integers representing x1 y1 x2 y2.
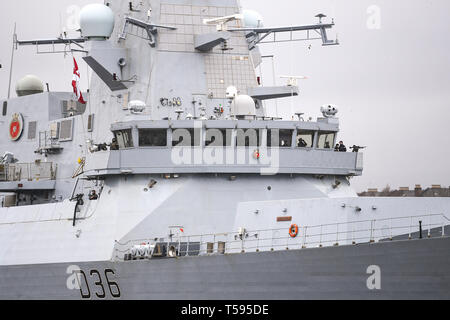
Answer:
1 162 56 182
114 213 449 260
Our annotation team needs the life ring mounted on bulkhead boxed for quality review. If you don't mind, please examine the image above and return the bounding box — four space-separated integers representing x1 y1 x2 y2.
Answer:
289 224 299 238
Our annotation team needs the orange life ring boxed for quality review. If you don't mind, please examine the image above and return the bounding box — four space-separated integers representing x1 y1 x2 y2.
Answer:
289 224 299 238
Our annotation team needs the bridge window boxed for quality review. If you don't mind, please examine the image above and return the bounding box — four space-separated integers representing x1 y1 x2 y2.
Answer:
317 132 336 149
172 128 201 147
297 131 315 148
236 129 262 147
114 129 134 149
268 130 293 147
139 129 167 147
206 129 232 147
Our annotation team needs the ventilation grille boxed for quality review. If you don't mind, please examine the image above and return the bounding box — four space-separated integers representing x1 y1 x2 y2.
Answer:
28 121 37 140
2 101 6 116
58 119 74 141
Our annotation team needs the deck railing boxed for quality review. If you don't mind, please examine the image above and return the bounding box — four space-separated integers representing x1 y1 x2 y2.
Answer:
0 165 6 182
114 213 449 261
0 162 57 182
35 131 63 155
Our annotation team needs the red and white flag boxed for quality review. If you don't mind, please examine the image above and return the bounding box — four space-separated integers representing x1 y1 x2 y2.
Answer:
72 57 86 104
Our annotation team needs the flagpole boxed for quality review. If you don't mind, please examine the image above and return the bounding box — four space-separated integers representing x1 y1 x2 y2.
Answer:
7 23 17 100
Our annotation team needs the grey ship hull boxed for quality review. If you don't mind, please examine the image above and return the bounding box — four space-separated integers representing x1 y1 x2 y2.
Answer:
1 237 449 300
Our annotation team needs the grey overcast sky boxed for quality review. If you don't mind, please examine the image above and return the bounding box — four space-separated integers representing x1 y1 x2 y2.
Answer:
0 0 449 192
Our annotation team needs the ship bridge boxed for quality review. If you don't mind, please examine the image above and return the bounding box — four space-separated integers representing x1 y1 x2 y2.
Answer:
83 118 363 177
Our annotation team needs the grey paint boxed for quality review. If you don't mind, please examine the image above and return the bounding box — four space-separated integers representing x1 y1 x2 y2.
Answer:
94 148 362 176
0 236 449 300
248 86 300 100
0 0 448 301
83 56 128 91
194 31 231 51
0 180 56 191
2 0 450 190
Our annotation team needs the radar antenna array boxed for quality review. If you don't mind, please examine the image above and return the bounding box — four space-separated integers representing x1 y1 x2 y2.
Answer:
118 17 177 47
203 14 244 31
229 14 339 50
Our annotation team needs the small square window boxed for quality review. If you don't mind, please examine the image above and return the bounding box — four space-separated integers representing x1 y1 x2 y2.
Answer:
114 129 134 149
205 129 232 147
268 130 293 147
139 129 167 147
236 129 262 147
317 132 336 149
297 131 315 148
172 128 201 147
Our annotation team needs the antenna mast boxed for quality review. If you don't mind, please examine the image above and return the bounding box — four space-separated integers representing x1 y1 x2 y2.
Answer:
7 23 17 99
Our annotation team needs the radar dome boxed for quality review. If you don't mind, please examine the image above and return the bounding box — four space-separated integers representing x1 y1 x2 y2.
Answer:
15 75 44 97
231 95 256 119
243 10 264 28
80 4 115 40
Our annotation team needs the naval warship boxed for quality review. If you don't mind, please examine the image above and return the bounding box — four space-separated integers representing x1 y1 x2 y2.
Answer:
0 0 449 300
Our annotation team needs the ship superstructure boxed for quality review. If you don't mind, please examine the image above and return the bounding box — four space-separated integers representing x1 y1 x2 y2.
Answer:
0 0 449 300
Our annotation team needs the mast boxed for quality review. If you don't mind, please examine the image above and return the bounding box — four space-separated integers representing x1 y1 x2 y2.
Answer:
7 23 17 99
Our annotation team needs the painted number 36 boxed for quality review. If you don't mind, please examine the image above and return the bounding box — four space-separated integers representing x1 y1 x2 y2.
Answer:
67 266 121 299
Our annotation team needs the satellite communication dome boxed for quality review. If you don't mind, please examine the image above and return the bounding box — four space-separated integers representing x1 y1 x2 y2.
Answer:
231 95 256 119
15 75 44 97
80 4 115 40
243 10 264 28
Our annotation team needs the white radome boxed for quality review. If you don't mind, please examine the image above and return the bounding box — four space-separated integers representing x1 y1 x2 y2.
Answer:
80 4 115 40
243 9 264 28
231 95 256 118
15 75 44 97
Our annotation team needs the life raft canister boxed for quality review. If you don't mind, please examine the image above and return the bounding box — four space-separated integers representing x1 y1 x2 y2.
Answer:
289 224 299 238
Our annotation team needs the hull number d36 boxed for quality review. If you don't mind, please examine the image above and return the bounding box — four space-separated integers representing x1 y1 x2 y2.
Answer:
67 266 121 299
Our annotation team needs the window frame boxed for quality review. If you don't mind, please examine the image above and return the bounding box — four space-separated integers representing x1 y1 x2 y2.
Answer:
205 129 233 147
268 129 294 148
317 132 336 150
236 128 263 147
114 129 134 149
172 128 202 147
296 130 316 149
138 129 168 147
